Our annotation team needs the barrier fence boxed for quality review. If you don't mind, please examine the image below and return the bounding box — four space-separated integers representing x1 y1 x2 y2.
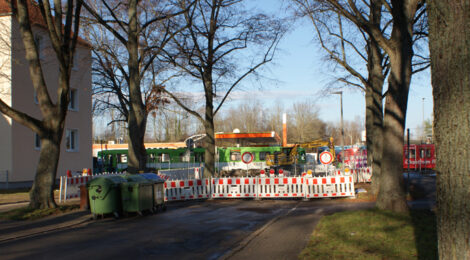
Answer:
59 172 123 202
158 167 203 180
351 167 372 183
59 167 370 202
164 174 355 202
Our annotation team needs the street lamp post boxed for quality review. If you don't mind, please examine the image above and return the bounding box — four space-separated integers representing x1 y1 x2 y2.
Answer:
332 91 345 174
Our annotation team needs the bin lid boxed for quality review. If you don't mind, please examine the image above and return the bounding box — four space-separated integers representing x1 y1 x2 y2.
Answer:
139 173 165 183
87 175 127 187
121 174 151 183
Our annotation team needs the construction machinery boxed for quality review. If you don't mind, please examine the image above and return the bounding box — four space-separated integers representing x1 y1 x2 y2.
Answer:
266 137 335 167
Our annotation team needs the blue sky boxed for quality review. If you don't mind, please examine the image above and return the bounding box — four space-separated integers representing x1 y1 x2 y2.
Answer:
227 0 434 137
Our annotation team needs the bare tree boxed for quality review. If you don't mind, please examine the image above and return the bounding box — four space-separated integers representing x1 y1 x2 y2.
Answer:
289 100 326 143
291 0 387 191
161 0 284 177
292 0 428 196
80 0 191 173
428 0 470 257
300 0 427 212
0 0 82 208
147 103 194 141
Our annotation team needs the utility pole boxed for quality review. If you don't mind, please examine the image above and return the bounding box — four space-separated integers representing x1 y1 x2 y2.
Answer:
332 91 345 174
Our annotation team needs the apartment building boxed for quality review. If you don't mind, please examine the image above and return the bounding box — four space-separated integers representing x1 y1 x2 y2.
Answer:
0 1 92 186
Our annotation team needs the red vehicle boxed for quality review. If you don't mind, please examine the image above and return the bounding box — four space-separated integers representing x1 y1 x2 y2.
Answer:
403 144 436 170
341 147 368 168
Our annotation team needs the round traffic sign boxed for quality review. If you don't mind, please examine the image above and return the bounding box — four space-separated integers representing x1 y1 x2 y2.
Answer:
319 151 333 165
242 152 254 164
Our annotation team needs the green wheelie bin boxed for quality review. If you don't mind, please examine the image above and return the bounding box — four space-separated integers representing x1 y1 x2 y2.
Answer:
120 174 154 216
87 176 127 219
140 173 166 212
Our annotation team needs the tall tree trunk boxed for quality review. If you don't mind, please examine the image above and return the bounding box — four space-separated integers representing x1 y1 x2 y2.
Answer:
366 1 385 195
428 1 470 258
127 112 147 172
367 36 385 195
29 135 61 209
126 0 147 173
366 81 384 195
204 118 216 178
376 3 414 212
203 72 216 178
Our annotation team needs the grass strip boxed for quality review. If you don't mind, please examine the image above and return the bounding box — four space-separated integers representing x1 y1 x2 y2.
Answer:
0 204 79 221
299 208 437 260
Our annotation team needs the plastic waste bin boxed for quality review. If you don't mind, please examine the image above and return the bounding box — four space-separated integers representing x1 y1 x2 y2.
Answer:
140 173 166 212
120 174 154 215
87 176 127 219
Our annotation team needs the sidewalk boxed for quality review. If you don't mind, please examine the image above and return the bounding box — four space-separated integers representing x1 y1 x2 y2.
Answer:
222 199 435 260
0 197 90 243
0 208 91 243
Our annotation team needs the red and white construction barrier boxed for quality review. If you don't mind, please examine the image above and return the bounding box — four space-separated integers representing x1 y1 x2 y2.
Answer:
164 179 211 201
60 170 357 203
211 177 258 198
59 172 123 202
304 176 355 198
163 173 355 202
352 167 372 183
258 177 304 198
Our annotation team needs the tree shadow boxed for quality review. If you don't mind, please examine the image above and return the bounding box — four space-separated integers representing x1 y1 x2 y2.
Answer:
410 209 437 259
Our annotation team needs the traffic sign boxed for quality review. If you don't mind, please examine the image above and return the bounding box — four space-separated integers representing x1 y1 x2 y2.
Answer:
242 152 254 164
319 151 333 165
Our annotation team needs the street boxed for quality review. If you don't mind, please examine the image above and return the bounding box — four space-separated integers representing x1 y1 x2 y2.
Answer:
0 199 374 260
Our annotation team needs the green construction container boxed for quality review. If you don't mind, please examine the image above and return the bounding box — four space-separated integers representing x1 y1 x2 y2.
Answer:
140 173 166 212
87 176 127 219
120 174 154 215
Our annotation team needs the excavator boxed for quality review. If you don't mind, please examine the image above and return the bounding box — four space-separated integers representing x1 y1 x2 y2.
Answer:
266 137 335 167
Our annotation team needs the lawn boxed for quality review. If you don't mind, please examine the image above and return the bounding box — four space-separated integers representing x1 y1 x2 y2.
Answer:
0 189 77 221
299 209 437 259
0 189 62 205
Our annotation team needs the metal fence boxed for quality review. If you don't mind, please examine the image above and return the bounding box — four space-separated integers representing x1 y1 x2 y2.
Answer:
158 167 203 180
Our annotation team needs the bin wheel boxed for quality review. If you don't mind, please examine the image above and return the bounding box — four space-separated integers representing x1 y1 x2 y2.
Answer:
162 204 167 211
113 212 120 219
92 213 97 220
137 210 143 216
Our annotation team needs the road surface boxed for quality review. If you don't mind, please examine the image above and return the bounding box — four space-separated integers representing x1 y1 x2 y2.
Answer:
0 199 373 260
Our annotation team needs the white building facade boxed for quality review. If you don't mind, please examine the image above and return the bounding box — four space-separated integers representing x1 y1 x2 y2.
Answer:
0 5 92 187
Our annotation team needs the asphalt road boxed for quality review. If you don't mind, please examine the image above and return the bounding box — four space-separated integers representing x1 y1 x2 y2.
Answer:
0 199 374 260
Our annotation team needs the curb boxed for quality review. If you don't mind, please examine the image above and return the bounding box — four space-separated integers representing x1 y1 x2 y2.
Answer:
0 201 29 206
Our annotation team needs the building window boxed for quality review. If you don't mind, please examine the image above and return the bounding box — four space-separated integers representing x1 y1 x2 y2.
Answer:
406 148 416 159
72 51 79 71
161 153 170 162
65 129 79 152
34 133 41 150
119 154 127 163
259 152 270 161
195 152 204 163
69 89 78 111
230 151 241 161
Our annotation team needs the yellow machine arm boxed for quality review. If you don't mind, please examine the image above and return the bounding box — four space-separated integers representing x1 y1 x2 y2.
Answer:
266 137 335 166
